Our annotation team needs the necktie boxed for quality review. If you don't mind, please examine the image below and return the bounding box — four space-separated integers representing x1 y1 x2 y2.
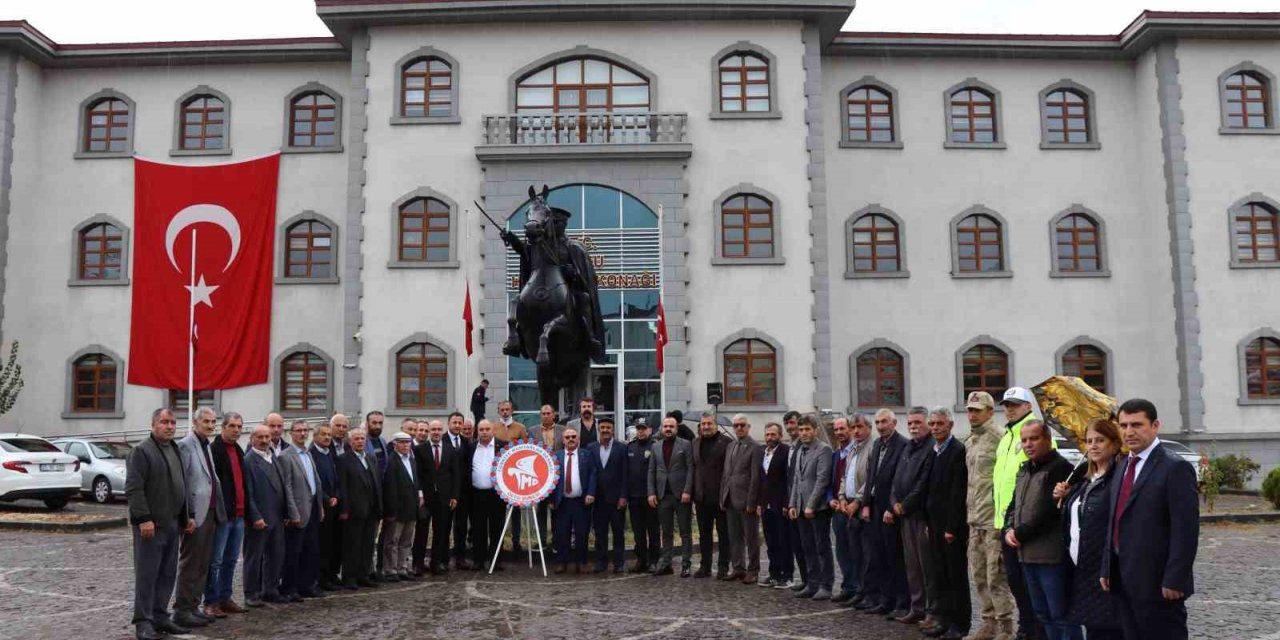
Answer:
565 452 574 496
1112 453 1139 550
433 444 441 469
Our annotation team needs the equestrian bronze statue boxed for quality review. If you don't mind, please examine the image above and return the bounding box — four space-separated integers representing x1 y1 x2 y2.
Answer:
495 185 607 407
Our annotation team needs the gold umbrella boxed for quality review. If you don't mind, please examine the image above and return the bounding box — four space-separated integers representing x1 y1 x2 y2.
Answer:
1031 375 1118 445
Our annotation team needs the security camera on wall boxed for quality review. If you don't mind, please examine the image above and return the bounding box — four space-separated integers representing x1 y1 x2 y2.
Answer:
352 331 362 342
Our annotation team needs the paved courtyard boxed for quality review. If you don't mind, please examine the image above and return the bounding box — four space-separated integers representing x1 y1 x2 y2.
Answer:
0 515 1276 640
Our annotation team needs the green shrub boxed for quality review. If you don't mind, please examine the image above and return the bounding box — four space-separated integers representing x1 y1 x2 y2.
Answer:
1262 467 1280 510
1210 454 1261 490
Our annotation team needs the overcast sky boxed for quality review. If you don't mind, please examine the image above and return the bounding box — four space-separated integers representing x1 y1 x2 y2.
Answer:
2 0 1278 43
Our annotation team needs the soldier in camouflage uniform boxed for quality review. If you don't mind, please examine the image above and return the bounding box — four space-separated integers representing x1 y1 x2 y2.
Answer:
962 392 1016 640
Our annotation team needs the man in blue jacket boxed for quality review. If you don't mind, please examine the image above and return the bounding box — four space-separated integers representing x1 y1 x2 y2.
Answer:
552 428 597 573
588 417 628 573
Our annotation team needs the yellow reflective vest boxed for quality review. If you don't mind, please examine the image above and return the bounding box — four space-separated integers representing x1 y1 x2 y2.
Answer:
992 411 1054 530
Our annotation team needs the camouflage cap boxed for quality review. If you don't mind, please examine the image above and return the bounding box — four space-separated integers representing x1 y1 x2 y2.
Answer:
966 391 996 410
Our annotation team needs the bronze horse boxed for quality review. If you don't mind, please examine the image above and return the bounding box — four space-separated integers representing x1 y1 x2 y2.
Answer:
501 185 607 407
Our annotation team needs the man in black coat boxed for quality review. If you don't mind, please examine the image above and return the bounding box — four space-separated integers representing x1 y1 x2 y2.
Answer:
758 422 792 587
781 411 808 589
415 419 460 574
588 417 629 573
625 419 660 573
470 379 490 425
337 429 381 590
381 432 423 581
445 412 474 569
309 424 341 590
1101 399 1198 640
861 408 909 616
691 412 730 579
889 408 936 624
924 408 970 640
242 424 289 607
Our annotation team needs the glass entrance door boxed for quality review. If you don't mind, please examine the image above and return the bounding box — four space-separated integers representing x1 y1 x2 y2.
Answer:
589 366 619 425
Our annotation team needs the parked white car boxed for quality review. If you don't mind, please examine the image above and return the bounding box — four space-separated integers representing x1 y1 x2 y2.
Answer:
0 433 81 510
51 438 130 504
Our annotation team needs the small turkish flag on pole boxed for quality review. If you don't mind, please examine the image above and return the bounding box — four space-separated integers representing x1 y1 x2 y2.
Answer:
128 153 280 393
656 301 668 374
463 279 475 357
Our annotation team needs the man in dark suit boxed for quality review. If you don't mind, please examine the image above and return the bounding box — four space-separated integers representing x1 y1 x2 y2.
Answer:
309 423 341 591
720 414 764 584
126 408 192 640
781 410 808 590
444 411 474 569
626 419 660 573
758 422 793 588
889 408 936 624
322 414 350 585
924 407 970 640
242 424 289 607
381 431 423 581
588 417 628 573
648 416 695 577
692 411 731 579
553 428 598 573
415 419 460 575
862 408 909 617
336 429 381 590
467 420 508 571
1101 399 1198 640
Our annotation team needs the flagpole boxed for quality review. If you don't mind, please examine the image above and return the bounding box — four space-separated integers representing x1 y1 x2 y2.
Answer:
187 229 197 431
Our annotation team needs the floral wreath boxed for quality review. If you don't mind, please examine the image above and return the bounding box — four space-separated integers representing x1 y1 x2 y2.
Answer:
490 439 561 507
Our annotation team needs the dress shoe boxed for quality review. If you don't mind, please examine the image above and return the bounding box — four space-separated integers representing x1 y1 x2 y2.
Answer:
299 589 327 598
286 593 305 603
244 598 265 608
261 593 287 604
811 587 832 601
384 574 402 583
721 570 745 582
868 603 893 615
192 610 216 623
203 603 227 619
923 624 948 638
652 566 673 576
341 583 359 591
319 581 338 591
629 563 649 574
357 579 380 588
455 560 473 571
853 597 876 610
155 618 192 635
741 573 757 585
411 566 426 577
431 563 448 575
887 608 910 621
693 567 711 578
844 594 864 608
679 567 692 578
172 611 208 628
554 565 568 574
401 572 420 581
795 585 817 598
220 600 248 614
135 622 162 640
943 627 968 639
573 564 583 574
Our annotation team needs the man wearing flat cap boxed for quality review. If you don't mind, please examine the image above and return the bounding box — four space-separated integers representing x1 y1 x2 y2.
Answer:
381 432 423 581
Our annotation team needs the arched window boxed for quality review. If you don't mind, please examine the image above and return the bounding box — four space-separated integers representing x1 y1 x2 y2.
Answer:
719 193 774 260
81 95 131 154
72 353 118 413
395 342 449 409
1060 344 1109 394
846 85 894 143
1233 200 1280 264
961 343 1009 400
77 222 124 281
1042 87 1091 144
284 219 334 279
848 212 902 274
947 85 998 144
280 351 329 413
401 57 453 118
1222 69 1273 130
855 346 905 408
177 94 227 151
284 83 342 151
398 197 451 263
723 338 777 406
515 56 650 114
1052 210 1105 274
1244 336 1280 400
953 211 1005 274
718 52 770 113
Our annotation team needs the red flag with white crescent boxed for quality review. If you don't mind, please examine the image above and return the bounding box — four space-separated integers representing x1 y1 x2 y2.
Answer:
656 300 668 374
127 154 280 389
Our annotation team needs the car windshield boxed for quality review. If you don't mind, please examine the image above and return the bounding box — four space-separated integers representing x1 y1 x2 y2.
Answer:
89 442 132 459
1161 441 1192 454
0 438 61 453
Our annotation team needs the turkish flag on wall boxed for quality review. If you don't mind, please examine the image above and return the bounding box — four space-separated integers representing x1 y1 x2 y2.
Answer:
128 154 280 389
656 301 668 374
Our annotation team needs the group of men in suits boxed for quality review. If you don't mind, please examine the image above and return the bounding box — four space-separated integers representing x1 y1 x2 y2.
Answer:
126 390 1197 640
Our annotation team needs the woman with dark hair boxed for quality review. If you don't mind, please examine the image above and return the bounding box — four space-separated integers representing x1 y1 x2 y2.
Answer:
1052 418 1123 640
